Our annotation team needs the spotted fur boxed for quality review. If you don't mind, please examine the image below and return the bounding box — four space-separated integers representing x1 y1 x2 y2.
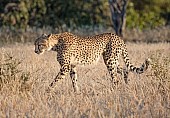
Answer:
34 32 151 92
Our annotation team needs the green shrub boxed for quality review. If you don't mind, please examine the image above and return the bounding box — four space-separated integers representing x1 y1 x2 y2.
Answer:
0 0 169 30
0 0 46 30
126 1 166 29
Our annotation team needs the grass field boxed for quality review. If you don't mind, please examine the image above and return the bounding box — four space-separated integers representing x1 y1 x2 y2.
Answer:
0 42 170 117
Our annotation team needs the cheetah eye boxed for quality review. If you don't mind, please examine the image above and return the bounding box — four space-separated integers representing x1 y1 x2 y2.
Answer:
38 45 45 48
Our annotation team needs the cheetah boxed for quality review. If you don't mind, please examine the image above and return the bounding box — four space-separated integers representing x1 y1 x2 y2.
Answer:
34 32 151 92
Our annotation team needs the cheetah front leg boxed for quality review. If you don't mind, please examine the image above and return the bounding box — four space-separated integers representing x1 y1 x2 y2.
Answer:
48 64 71 90
70 65 79 93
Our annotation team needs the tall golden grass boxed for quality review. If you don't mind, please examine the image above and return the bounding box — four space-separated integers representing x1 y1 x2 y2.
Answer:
0 43 170 117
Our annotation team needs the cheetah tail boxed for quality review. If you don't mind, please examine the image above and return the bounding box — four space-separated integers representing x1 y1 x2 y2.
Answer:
122 49 151 74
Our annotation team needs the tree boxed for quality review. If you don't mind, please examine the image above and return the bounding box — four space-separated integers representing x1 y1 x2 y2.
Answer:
109 0 128 37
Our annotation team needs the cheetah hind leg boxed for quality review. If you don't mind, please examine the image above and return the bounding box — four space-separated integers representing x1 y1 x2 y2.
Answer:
117 65 129 84
104 59 120 90
108 65 129 91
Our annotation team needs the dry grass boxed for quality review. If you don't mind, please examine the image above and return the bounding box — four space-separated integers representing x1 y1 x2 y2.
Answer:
0 43 170 117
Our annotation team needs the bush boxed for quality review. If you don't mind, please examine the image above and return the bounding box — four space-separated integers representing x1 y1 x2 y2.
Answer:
0 53 31 92
150 51 170 80
149 50 170 91
0 0 169 30
126 1 167 29
0 0 46 30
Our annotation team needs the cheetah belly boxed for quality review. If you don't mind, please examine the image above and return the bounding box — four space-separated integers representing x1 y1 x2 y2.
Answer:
70 53 101 66
70 42 104 66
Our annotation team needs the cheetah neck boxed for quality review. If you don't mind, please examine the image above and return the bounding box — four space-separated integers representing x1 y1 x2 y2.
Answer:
49 34 60 47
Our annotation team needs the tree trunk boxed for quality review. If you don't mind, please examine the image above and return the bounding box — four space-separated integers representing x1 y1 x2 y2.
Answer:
109 0 128 37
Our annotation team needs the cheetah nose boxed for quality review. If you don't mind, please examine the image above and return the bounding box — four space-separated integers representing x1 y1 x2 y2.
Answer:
35 50 38 53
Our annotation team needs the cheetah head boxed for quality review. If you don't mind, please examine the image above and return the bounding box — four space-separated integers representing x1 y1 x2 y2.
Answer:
34 33 54 55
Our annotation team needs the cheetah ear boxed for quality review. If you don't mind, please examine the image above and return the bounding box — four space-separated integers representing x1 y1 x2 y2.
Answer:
47 34 52 38
42 33 47 37
47 34 52 40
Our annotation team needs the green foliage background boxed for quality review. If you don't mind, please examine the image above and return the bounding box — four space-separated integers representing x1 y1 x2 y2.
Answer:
127 0 170 29
0 0 170 30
